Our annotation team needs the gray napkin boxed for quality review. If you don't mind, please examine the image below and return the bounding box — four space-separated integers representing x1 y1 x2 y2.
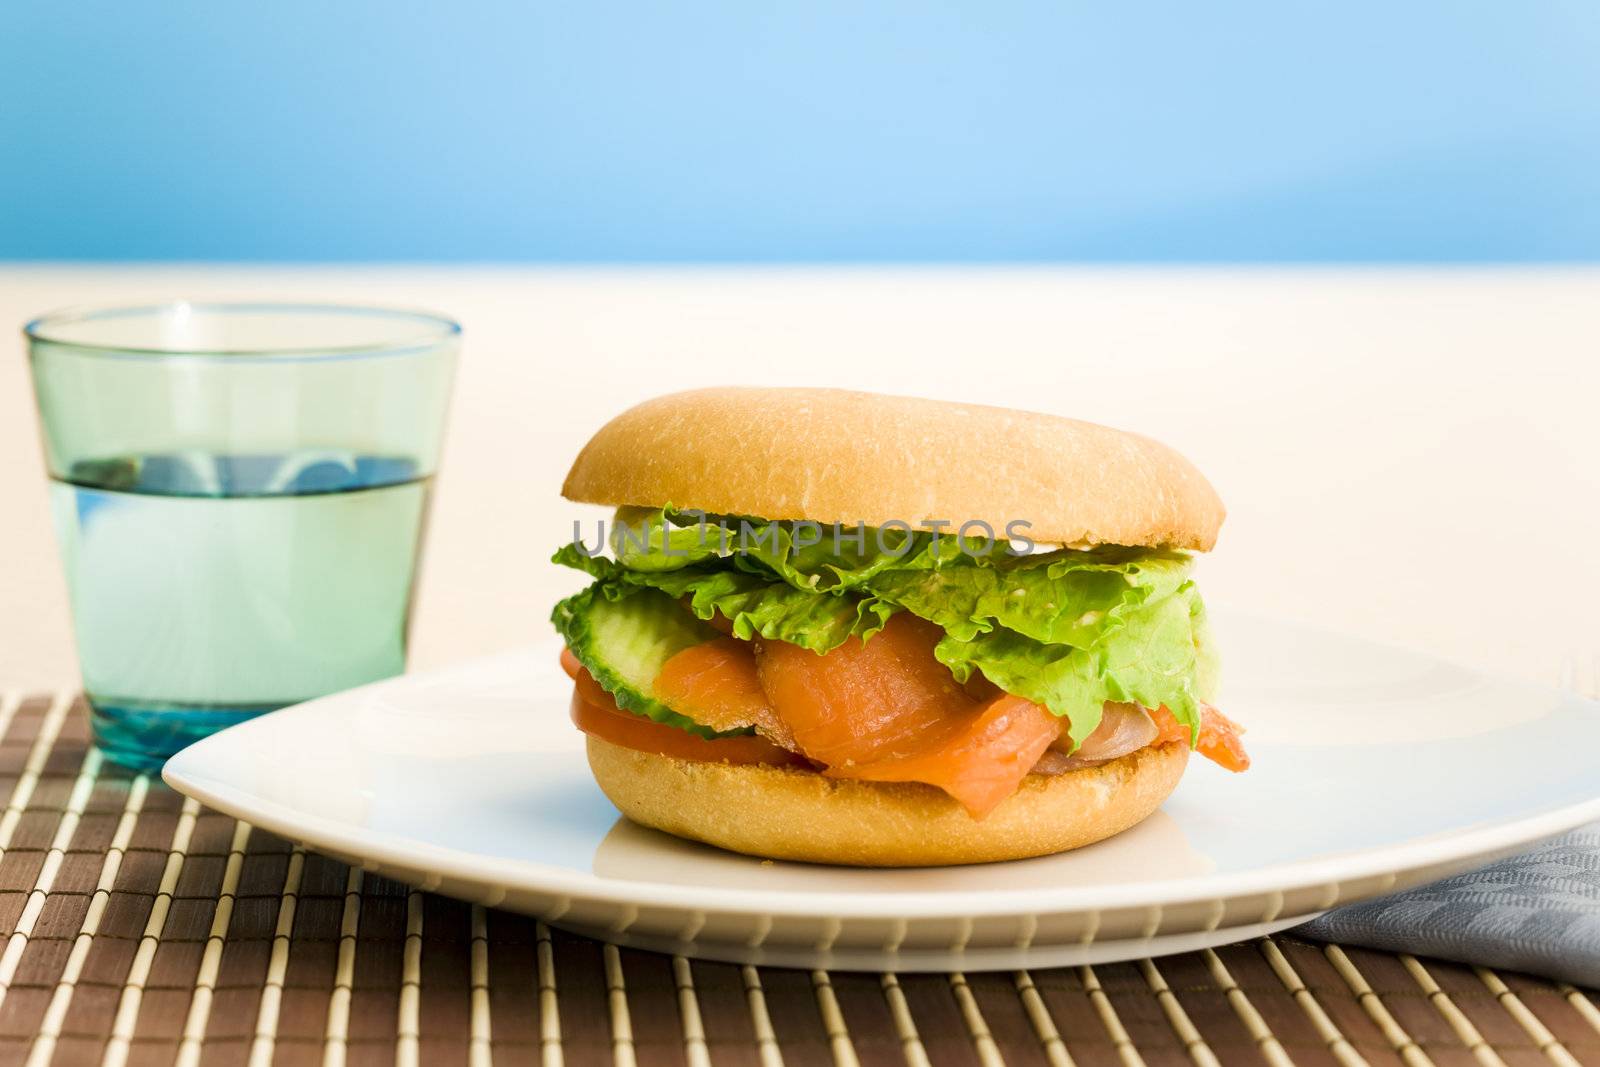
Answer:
1296 822 1600 987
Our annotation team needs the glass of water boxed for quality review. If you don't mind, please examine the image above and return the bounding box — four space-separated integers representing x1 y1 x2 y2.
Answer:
25 303 460 771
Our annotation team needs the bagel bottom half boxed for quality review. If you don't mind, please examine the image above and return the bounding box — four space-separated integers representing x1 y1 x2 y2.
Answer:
585 736 1190 866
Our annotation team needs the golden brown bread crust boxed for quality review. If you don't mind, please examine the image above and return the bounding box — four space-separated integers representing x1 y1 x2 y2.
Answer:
562 387 1224 550
586 736 1190 866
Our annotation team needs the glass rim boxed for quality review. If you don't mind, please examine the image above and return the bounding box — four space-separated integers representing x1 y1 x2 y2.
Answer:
23 300 462 362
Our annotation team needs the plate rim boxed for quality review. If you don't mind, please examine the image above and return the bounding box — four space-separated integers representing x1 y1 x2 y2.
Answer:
164 753 1600 919
162 619 1600 920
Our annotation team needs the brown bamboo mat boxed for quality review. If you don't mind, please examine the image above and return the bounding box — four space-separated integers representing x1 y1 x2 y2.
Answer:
0 692 1595 1067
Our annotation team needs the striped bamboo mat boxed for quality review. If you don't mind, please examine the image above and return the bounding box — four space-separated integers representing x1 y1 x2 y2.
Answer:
0 692 1595 1067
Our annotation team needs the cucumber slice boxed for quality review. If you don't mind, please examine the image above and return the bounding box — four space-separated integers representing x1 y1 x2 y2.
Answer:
552 585 740 738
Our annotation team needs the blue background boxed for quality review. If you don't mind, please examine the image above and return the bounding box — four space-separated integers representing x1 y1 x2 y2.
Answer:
4 2 1597 262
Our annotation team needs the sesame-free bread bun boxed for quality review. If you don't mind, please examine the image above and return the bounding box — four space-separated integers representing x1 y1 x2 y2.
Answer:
586 736 1189 866
562 387 1224 550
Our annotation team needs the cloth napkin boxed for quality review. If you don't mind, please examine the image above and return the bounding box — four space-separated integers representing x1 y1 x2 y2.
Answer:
1296 822 1600 987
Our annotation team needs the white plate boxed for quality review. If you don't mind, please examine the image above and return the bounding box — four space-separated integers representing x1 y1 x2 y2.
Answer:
163 607 1600 971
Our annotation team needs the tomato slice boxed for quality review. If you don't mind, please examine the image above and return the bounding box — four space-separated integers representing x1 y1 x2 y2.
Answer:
559 646 583 680
1152 703 1251 772
565 660 801 766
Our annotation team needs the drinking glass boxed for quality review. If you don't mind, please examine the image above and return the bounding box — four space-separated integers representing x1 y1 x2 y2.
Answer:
25 302 460 770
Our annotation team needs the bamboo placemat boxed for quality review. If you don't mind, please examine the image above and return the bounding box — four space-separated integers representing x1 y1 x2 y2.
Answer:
0 692 1595 1067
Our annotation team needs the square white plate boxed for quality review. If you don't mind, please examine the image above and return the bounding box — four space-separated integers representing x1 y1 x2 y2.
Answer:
164 607 1600 971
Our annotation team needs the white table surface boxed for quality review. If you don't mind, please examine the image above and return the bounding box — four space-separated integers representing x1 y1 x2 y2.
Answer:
3 266 1596 694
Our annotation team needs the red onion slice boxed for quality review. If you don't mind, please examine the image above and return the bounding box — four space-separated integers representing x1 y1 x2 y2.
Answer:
1032 702 1159 774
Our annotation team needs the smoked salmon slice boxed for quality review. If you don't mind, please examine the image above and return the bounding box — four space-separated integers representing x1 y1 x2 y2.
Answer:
829 693 1062 818
1153 703 1250 772
601 604 1250 819
754 613 986 766
754 613 1064 817
653 635 794 746
570 665 802 766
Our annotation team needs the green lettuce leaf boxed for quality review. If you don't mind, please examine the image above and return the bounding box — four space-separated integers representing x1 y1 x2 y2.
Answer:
603 507 1192 642
557 508 1215 748
554 543 896 654
935 584 1207 746
1189 591 1220 703
609 505 970 585
863 547 1192 645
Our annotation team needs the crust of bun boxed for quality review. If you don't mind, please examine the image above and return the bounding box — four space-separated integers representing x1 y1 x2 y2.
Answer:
562 387 1224 550
586 737 1189 866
